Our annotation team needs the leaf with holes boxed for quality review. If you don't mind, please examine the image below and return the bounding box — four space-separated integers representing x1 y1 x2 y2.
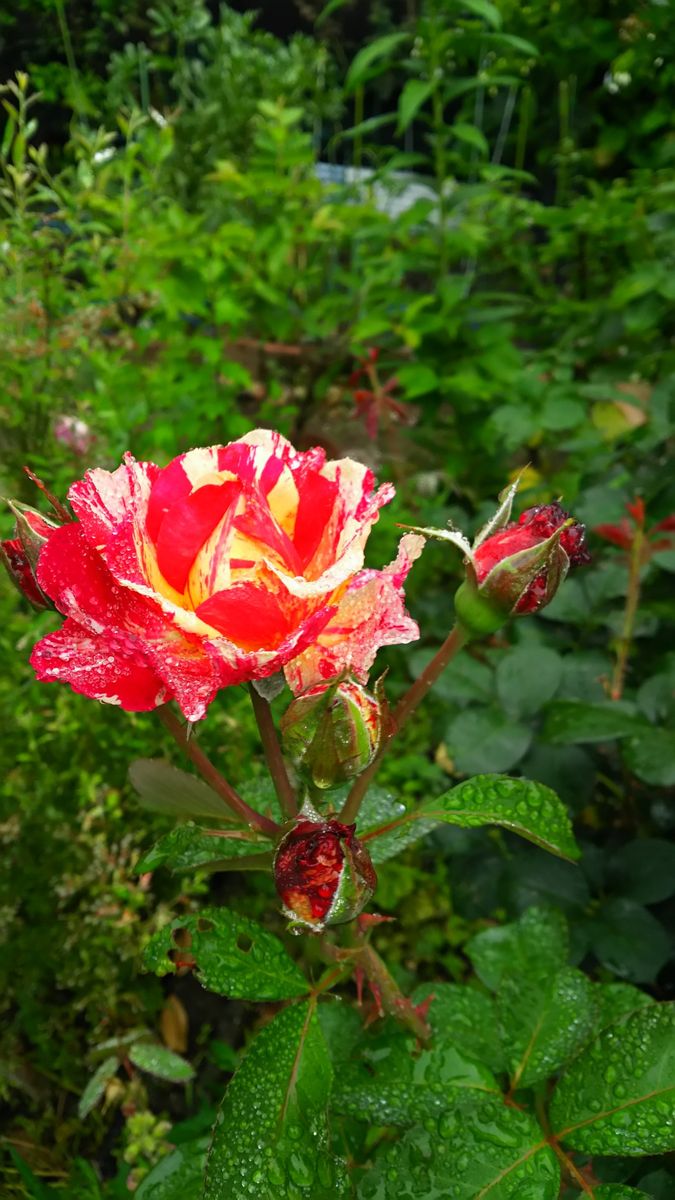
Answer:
136 822 273 873
204 1001 348 1199
78 1056 118 1118
356 1092 559 1200
362 776 579 864
551 1003 675 1154
143 907 308 1001
128 1042 194 1083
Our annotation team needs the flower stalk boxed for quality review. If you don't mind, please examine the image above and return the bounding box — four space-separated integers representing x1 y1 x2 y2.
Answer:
339 624 467 823
157 705 280 839
249 685 297 819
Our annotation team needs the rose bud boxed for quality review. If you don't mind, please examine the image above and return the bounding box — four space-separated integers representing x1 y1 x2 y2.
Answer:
455 500 590 636
280 678 382 789
274 809 377 931
1 503 60 610
404 481 590 638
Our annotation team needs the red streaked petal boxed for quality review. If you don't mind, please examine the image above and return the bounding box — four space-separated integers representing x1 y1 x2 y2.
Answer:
234 493 302 574
146 457 192 543
293 473 339 568
69 458 159 547
197 582 292 650
156 481 240 593
31 619 166 711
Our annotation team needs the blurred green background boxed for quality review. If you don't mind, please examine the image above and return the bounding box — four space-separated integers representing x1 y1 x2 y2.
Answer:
1 1 674 1194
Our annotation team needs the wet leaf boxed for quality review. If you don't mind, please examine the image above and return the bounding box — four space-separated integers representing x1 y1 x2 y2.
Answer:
542 701 647 744
204 1001 348 1199
143 907 308 1001
78 1056 118 1118
467 907 568 991
356 1092 559 1199
410 982 504 1071
333 1026 499 1126
363 776 579 864
128 1042 194 1083
551 1003 675 1154
500 966 595 1090
136 822 272 873
135 1138 208 1200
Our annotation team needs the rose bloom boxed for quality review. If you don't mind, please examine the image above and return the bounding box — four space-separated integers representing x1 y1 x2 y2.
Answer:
31 430 422 721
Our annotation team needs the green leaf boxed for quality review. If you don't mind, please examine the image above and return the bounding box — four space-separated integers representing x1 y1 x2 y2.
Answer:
496 645 563 718
542 701 647 744
78 1056 118 1119
458 0 502 29
501 967 596 1090
363 776 579 865
411 982 504 1071
143 907 308 1001
204 1002 347 1199
136 1139 208 1200
395 363 439 397
333 1027 499 1126
136 822 272 873
593 983 654 1032
587 899 672 984
467 907 568 991
593 1188 651 1199
397 79 435 133
451 122 490 155
607 839 675 904
129 759 236 822
446 709 532 773
551 1003 675 1155
357 1093 559 1200
128 1042 194 1083
623 730 675 787
345 32 409 92
359 787 437 865
424 775 579 861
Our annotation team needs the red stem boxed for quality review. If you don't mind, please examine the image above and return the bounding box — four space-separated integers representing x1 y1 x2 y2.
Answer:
157 706 280 839
339 624 467 823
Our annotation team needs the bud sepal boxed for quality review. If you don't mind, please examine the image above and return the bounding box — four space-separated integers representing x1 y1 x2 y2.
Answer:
280 677 383 790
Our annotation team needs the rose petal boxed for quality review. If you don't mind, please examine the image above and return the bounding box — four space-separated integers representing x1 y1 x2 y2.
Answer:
31 618 166 710
285 533 423 693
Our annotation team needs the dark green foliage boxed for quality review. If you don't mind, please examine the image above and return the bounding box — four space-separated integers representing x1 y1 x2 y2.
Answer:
2 1 675 1196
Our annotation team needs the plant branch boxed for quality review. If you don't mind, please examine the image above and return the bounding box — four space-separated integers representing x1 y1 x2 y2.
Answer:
157 706 280 839
340 623 467 824
249 685 297 819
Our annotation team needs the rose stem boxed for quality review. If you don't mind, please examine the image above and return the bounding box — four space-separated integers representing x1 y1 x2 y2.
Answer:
610 520 645 701
339 623 467 824
157 706 280 839
248 685 298 819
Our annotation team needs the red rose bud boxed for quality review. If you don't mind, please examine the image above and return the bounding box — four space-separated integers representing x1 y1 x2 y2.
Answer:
455 501 590 637
274 811 377 931
1 503 60 610
280 678 382 789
